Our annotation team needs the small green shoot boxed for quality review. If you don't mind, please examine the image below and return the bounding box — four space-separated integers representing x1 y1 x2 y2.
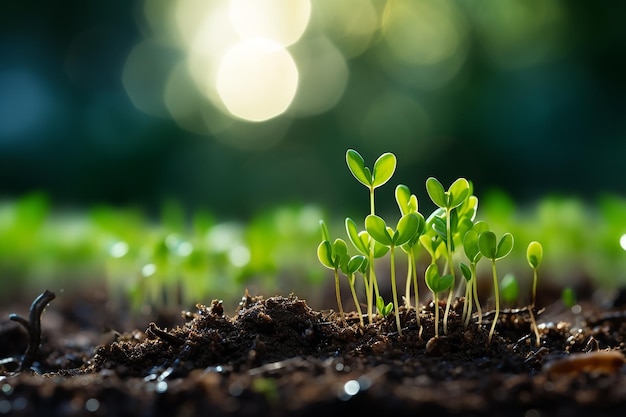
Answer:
478 230 514 343
376 296 393 317
365 212 420 335
317 222 349 324
426 177 470 335
526 240 544 346
425 263 453 338
395 185 425 325
342 255 367 327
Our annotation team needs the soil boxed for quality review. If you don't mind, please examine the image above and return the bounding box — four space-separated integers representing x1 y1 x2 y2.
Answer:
1 287 626 417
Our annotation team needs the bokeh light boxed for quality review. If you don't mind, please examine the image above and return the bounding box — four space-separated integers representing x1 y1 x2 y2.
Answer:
216 38 299 122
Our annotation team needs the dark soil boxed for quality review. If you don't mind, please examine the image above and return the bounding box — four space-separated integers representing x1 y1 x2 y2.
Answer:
1 288 626 417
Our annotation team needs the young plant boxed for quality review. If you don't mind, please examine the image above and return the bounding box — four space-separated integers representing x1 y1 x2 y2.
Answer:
460 221 489 326
426 177 470 335
341 254 367 327
317 221 349 324
527 240 544 346
345 149 396 322
345 217 389 323
395 185 426 323
365 212 420 335
478 230 514 343
424 263 453 338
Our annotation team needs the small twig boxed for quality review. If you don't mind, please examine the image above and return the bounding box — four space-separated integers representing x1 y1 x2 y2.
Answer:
9 290 56 372
147 322 185 347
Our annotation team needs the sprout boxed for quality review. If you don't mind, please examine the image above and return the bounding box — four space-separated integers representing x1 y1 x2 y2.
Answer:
424 263 453 338
526 240 544 346
478 230 514 343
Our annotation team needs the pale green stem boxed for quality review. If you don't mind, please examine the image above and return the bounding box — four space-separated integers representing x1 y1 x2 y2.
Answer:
532 268 538 307
443 209 455 335
334 269 346 325
471 262 482 324
488 260 499 343
405 255 412 310
411 251 420 327
462 277 471 327
433 291 440 338
390 246 402 335
348 274 364 327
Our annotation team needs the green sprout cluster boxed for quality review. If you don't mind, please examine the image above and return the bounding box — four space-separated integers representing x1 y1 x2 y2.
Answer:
318 149 545 343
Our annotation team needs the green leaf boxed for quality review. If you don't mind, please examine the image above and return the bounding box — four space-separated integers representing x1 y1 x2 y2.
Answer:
346 149 371 187
395 184 412 215
460 262 472 282
527 241 543 269
372 240 390 258
317 241 334 270
346 255 366 274
395 213 419 246
376 296 393 317
432 216 447 241
426 177 447 208
463 230 481 262
371 152 397 188
472 221 489 235
365 215 393 246
332 238 348 262
319 220 330 242
448 178 470 208
345 217 368 255
478 231 497 260
495 233 514 259
425 263 453 293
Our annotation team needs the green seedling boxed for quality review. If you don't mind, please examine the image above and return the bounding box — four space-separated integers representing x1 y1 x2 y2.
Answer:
425 263 453 338
376 296 393 317
345 217 389 323
366 212 420 335
478 230 514 343
317 223 349 324
460 221 488 327
526 240 544 346
395 185 426 324
426 177 470 335
345 149 396 323
341 254 367 327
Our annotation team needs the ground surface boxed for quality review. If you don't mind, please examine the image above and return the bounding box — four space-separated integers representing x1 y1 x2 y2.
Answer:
1 288 626 417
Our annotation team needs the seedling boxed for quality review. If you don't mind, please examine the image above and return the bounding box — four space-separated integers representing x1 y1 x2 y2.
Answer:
341 254 367 327
365 212 420 335
395 185 426 320
478 230 514 343
317 221 350 324
345 149 396 322
460 221 488 327
526 241 544 346
424 263 453 338
426 177 470 335
345 217 389 323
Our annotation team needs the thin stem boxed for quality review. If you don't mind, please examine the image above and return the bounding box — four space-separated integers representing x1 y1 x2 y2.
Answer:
334 269 346 325
411 251 421 327
433 292 439 338
488 260 500 343
404 255 412 310
529 307 541 347
348 274 364 327
462 278 471 327
532 268 538 307
390 246 402 335
443 209 455 335
471 263 482 324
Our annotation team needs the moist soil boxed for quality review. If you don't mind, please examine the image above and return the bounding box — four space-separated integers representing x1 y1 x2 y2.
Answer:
1 287 626 417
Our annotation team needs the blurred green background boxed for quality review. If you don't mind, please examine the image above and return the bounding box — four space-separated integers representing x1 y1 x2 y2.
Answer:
1 0 626 309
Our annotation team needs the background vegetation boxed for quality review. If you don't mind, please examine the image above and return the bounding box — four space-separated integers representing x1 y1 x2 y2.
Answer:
1 1 625 309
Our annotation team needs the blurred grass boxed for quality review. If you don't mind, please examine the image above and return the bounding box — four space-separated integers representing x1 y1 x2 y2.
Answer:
1 191 626 311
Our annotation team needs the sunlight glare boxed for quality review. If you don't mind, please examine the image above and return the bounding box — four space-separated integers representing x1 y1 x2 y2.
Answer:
216 38 298 122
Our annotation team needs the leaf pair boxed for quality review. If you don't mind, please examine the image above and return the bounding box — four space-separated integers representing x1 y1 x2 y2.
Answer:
478 231 514 261
365 213 422 248
317 237 367 275
426 177 470 210
346 149 396 190
425 263 453 294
